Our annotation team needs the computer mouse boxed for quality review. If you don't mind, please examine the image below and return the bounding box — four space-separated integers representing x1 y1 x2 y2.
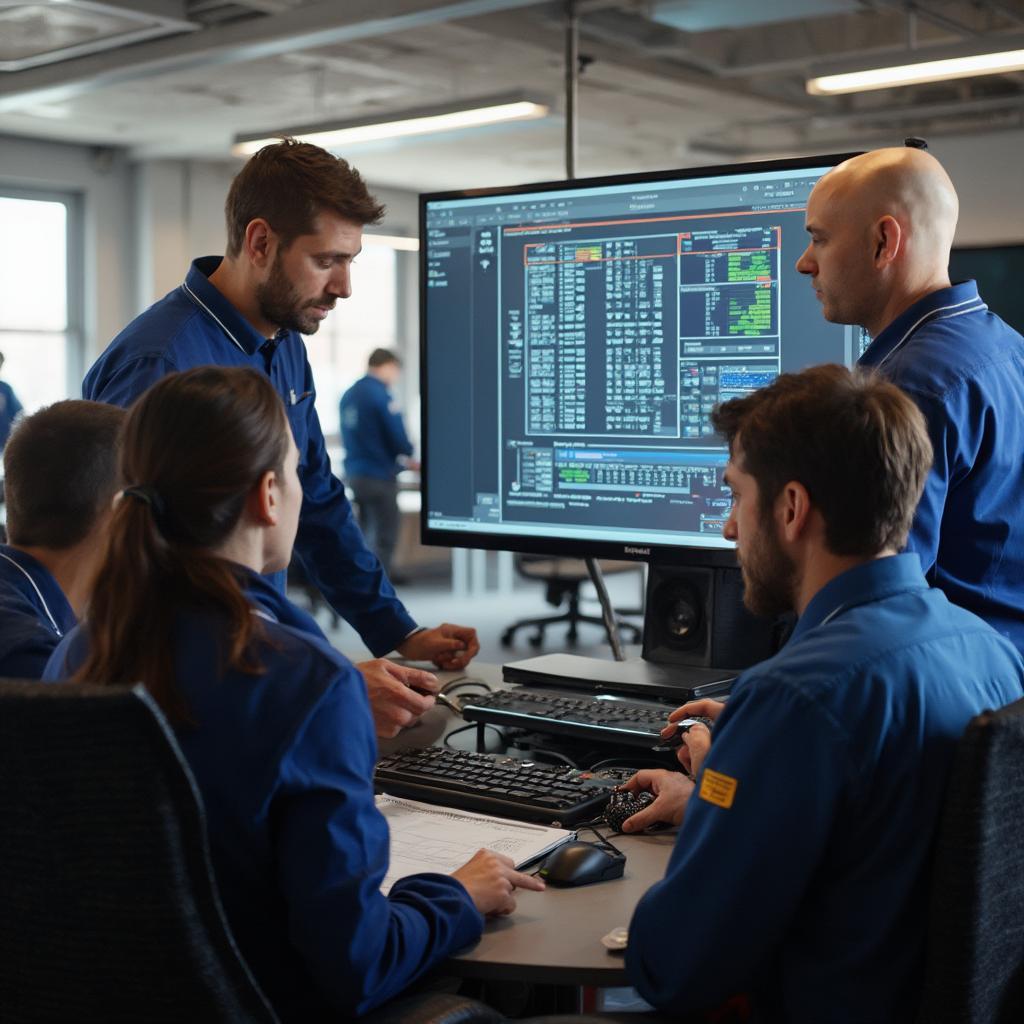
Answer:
537 841 625 887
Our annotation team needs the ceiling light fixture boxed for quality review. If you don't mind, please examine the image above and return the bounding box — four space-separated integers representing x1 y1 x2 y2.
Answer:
232 93 550 157
807 37 1024 95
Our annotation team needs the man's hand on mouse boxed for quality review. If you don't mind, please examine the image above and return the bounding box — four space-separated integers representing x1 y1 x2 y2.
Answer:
617 769 695 832
451 848 546 917
661 699 722 772
397 623 481 670
357 659 439 738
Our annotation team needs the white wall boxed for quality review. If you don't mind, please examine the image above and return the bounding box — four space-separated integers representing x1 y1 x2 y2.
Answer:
0 133 135 370
931 130 1024 247
133 159 234 312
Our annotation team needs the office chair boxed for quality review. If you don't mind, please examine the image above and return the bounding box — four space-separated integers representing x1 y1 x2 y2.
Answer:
0 678 501 1024
0 678 281 1024
918 695 1024 1024
501 556 643 649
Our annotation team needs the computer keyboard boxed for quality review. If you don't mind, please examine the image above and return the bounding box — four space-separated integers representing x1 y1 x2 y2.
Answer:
374 747 613 826
460 688 677 747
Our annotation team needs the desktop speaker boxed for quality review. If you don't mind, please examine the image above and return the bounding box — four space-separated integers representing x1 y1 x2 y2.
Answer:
642 565 787 671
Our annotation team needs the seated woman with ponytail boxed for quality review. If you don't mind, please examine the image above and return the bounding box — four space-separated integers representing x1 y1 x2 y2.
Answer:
43 366 543 1020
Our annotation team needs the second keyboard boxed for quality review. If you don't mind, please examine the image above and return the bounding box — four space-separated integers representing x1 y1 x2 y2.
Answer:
461 688 677 747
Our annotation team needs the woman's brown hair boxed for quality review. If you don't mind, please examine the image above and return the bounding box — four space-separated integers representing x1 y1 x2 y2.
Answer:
75 366 291 721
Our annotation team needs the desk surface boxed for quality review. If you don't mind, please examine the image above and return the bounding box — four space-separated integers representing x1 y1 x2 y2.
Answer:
378 663 676 985
449 830 673 985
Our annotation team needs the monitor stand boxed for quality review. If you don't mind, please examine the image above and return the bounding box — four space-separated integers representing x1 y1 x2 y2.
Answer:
501 653 735 703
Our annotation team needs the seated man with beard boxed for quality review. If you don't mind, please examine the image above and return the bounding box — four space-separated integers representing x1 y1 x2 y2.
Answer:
619 364 1024 1024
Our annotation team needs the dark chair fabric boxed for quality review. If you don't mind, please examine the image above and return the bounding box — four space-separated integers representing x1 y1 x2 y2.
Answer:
0 678 280 1024
918 696 1024 1024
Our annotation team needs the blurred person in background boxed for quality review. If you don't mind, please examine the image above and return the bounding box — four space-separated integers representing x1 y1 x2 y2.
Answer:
340 348 417 581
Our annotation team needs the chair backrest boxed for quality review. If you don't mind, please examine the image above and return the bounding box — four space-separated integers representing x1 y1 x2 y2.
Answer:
0 679 280 1024
918 696 1024 1024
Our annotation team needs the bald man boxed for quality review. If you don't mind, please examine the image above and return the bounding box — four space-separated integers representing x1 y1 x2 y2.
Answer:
797 147 1024 655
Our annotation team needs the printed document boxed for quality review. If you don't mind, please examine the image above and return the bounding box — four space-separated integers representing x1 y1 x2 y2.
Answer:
376 794 574 894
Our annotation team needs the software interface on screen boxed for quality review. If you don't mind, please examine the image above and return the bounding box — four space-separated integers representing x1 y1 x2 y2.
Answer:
423 160 864 552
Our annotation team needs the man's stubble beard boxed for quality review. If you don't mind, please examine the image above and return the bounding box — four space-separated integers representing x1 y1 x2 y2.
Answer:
255 255 327 336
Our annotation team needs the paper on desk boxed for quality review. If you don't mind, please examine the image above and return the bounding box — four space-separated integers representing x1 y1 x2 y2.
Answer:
375 794 574 895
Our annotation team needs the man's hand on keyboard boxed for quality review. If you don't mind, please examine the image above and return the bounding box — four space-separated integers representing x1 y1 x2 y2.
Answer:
357 659 438 738
451 849 546 917
662 699 722 773
618 770 694 831
397 623 481 670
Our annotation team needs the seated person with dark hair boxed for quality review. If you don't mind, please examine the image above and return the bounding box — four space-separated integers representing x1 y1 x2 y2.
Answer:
44 366 543 1020
620 364 1024 1023
0 400 125 677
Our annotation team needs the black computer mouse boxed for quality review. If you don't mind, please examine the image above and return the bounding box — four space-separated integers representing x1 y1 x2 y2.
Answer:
537 841 625 887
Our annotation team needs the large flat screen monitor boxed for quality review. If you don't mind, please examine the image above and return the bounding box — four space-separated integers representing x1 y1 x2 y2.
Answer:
420 154 862 568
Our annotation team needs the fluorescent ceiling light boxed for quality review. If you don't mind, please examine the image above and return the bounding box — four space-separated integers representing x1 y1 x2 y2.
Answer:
364 234 419 252
233 94 550 157
808 45 1024 95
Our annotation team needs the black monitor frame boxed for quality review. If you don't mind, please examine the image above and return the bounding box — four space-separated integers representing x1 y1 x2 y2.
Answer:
419 151 860 570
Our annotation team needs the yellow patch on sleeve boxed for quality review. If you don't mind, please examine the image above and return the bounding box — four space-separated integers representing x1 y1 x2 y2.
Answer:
699 768 738 809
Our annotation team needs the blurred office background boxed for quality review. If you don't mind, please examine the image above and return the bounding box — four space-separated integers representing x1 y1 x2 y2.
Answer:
2 0 1024 662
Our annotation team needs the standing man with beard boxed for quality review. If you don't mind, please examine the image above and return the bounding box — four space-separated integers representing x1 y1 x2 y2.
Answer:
83 140 478 738
618 365 1023 1023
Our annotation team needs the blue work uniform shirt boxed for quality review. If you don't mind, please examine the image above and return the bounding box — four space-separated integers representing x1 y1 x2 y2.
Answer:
82 257 416 657
0 545 75 679
340 374 414 481
859 281 1024 654
0 379 23 448
626 554 1024 1023
43 567 482 1021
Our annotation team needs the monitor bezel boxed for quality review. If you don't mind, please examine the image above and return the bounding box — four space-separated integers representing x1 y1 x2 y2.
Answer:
418 151 861 568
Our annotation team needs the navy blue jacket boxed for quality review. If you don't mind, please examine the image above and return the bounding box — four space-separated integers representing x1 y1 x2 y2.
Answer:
626 555 1024 1023
82 257 416 656
0 545 75 679
43 568 482 1020
0 379 23 448
340 374 413 481
860 281 1024 654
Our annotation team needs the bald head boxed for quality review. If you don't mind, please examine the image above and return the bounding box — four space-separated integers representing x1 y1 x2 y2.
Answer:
797 148 960 336
823 148 958 264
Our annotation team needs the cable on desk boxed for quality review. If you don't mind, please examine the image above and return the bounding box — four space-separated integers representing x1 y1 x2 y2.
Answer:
586 755 670 773
575 822 625 860
442 722 505 750
440 676 493 696
524 747 579 770
571 814 613 833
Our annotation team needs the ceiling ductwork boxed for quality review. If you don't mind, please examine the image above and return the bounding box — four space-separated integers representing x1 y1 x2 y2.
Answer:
0 0 196 73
